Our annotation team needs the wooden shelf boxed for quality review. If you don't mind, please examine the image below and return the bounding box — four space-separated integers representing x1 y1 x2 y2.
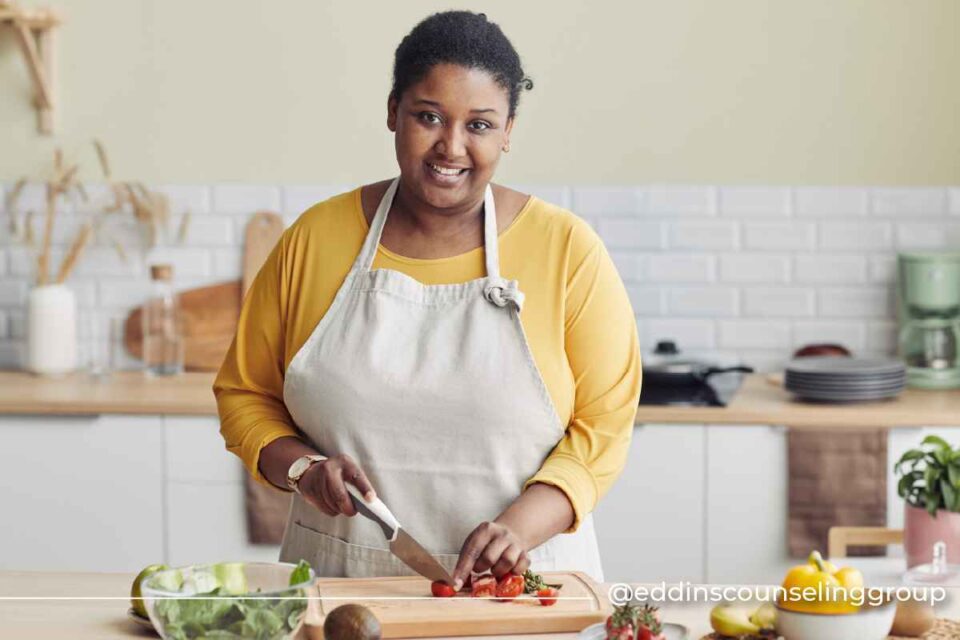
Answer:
0 1 63 134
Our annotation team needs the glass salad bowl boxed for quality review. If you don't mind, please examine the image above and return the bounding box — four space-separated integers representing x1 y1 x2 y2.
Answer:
141 561 315 640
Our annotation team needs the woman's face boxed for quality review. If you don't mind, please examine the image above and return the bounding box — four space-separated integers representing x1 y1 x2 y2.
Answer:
388 63 514 212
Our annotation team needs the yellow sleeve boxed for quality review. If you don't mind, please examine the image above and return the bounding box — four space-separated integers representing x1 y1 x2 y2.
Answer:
213 230 302 488
525 227 641 531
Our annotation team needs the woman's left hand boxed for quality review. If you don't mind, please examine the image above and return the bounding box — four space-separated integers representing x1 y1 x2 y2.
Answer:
451 521 530 590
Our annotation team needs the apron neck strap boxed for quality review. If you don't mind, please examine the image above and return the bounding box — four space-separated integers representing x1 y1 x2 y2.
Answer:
358 178 502 279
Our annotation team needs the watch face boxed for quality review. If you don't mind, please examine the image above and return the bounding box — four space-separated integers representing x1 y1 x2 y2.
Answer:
289 457 311 479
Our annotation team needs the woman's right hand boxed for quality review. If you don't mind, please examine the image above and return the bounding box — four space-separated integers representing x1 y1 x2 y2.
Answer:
299 453 377 517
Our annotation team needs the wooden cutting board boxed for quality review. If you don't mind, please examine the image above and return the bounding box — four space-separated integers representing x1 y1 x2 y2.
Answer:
124 211 285 372
304 572 609 639
124 280 241 371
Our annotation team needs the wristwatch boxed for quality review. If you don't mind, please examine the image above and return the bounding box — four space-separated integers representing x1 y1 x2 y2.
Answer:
286 454 327 494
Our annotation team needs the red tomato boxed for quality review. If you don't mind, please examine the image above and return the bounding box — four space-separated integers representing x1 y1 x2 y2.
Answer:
430 581 456 598
536 586 559 606
471 575 497 598
494 574 524 601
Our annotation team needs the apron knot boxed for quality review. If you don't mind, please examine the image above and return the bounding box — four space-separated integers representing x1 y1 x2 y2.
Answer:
484 280 525 311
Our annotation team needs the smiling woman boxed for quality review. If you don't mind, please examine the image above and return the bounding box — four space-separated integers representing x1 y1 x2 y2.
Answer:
214 10 642 586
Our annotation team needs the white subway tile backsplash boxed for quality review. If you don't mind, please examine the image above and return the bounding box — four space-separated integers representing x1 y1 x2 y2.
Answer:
626 286 664 315
0 341 22 368
794 255 867 284
179 215 235 247
871 188 947 217
511 185 572 210
793 187 868 217
0 281 27 306
212 185 281 215
98 279 149 309
743 222 816 250
818 287 893 318
869 255 898 283
148 248 211 278
596 219 664 249
609 252 644 281
818 222 892 250
281 185 345 216
645 186 715 216
1 181 958 371
792 321 866 351
718 254 790 284
668 287 738 316
895 223 960 250
719 320 790 349
573 187 644 216
719 187 790 217
743 288 815 317
73 248 142 277
212 248 242 279
866 321 898 353
646 254 714 283
669 221 738 250
642 318 715 349
158 185 211 215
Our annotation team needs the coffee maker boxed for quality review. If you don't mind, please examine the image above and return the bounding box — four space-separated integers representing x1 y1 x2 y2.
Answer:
898 252 960 389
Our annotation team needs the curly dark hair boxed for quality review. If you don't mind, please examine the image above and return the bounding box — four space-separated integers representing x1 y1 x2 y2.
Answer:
390 11 533 118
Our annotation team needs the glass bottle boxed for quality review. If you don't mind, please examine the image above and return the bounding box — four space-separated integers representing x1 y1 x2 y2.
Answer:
142 264 184 376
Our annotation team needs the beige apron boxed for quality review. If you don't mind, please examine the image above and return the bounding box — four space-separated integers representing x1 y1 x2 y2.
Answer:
279 178 603 581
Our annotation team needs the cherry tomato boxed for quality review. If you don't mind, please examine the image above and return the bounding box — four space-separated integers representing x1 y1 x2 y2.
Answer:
537 586 559 606
471 574 497 598
494 574 524 601
430 581 456 598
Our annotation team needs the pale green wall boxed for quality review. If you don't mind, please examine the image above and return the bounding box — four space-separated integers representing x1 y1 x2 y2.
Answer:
1 0 958 184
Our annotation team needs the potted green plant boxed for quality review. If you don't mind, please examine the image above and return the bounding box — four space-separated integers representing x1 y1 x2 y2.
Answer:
894 435 960 567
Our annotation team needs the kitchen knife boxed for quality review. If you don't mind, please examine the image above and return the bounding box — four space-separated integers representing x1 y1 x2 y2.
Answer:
345 483 454 584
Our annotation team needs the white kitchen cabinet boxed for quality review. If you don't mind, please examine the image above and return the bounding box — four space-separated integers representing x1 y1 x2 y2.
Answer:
706 425 788 584
164 416 280 566
594 424 706 583
0 415 164 572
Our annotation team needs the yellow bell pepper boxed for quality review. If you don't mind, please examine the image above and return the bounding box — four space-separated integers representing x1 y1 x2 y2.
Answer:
778 551 863 614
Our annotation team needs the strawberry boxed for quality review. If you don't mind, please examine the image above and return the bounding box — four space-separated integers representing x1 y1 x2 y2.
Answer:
635 603 665 640
605 603 639 640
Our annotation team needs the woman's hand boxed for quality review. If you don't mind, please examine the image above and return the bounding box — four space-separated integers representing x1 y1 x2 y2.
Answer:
451 521 530 590
299 453 377 517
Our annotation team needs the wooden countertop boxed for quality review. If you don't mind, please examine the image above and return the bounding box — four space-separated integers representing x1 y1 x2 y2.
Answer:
0 370 218 415
1 370 959 429
635 375 960 429
2 568 956 639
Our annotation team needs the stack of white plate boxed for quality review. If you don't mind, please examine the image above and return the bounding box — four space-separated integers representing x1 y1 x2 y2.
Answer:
785 356 907 402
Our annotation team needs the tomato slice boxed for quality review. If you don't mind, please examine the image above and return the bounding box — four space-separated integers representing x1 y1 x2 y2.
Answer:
494 574 524 601
537 586 559 606
431 580 456 598
470 575 497 598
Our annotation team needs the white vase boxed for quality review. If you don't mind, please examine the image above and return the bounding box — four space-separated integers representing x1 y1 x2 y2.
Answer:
26 284 78 375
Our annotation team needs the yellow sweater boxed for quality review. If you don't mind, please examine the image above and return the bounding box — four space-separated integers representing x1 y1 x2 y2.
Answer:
214 187 641 530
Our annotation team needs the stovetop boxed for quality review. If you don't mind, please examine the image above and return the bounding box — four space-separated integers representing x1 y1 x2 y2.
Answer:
639 371 746 407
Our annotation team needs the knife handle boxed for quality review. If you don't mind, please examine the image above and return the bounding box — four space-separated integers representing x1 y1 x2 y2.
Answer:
346 482 401 542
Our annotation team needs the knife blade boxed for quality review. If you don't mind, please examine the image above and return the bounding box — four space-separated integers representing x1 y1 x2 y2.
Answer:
346 483 454 584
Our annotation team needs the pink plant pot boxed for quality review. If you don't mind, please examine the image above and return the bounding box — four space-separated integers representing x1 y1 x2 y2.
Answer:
904 503 960 568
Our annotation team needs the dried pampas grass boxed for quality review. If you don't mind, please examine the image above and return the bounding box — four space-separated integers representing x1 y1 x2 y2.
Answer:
3 140 189 285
